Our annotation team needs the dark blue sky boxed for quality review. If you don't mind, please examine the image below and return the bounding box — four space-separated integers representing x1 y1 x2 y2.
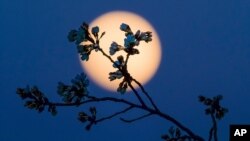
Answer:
1 0 250 140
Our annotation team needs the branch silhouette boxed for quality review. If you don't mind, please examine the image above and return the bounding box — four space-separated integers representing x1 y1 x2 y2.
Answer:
120 113 153 123
16 22 228 141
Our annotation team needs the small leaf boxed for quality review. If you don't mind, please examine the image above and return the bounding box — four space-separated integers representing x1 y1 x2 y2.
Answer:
85 123 92 131
134 30 140 38
204 99 212 105
168 126 175 137
117 81 128 94
78 112 89 123
109 70 123 81
25 101 37 109
205 108 211 115
67 30 77 42
175 128 181 138
216 95 223 101
100 31 105 39
161 134 169 140
51 110 57 116
38 106 45 113
89 107 97 116
16 88 28 99
198 95 205 102
130 48 139 55
48 105 57 116
120 23 131 32
91 26 99 35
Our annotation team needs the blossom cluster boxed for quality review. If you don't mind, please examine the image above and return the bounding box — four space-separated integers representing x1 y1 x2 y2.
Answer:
109 42 123 55
108 55 130 94
108 70 123 81
109 56 125 81
67 23 102 61
108 23 153 94
57 73 89 104
109 23 152 56
161 127 192 141
78 107 97 130
16 86 57 115
117 80 128 94
199 95 228 119
68 22 153 94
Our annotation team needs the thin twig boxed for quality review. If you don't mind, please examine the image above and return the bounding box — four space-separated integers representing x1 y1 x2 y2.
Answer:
120 113 153 123
98 48 116 64
132 78 159 111
95 106 134 123
124 53 130 66
127 81 146 107
208 113 218 141
45 96 140 109
208 126 213 141
212 114 218 141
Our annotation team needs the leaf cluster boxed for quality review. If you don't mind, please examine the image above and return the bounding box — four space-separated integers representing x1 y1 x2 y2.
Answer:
67 22 105 61
78 107 97 130
108 23 153 94
16 86 57 116
199 95 228 120
161 127 193 141
57 73 89 104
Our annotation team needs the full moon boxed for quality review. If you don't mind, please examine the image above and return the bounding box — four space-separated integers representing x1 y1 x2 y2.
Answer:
80 11 161 92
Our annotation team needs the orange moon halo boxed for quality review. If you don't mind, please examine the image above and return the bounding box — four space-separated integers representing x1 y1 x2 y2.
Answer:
80 11 162 92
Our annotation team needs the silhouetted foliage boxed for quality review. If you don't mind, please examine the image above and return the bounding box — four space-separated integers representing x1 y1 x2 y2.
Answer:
161 127 194 141
16 22 228 141
198 95 228 141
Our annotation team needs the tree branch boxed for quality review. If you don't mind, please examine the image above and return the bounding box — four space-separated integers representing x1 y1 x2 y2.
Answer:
19 89 204 141
120 113 153 123
44 95 141 109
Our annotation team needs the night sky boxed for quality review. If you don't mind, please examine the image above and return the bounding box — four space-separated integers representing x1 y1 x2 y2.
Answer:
1 0 250 141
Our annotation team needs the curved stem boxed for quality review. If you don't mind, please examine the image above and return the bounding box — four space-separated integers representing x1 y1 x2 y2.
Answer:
208 127 213 141
212 114 218 141
98 47 116 64
208 113 218 141
124 53 130 66
132 78 159 111
95 106 134 123
46 96 140 108
120 113 153 123
127 81 146 107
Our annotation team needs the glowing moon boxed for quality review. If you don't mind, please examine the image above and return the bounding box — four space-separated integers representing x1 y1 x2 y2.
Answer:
80 11 161 92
